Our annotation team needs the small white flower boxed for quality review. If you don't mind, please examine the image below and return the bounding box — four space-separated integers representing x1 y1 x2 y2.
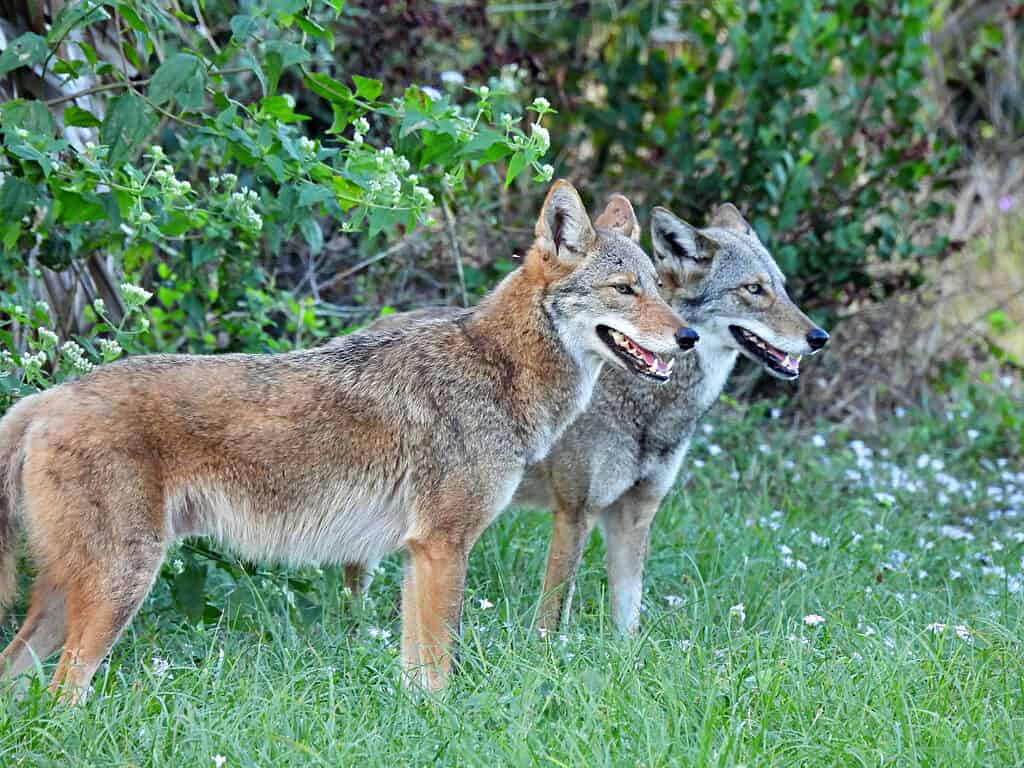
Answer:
967 429 980 441
366 626 392 641
664 595 684 607
151 657 170 677
531 96 551 111
707 444 722 457
37 328 59 349
954 625 973 643
213 756 226 768
530 123 550 153
120 283 153 307
729 603 746 623
440 71 465 86
537 163 554 182
803 613 825 628
15 127 29 138
478 598 494 610
172 558 185 574
478 85 489 98
420 85 442 101
811 434 826 448
355 117 370 134
809 531 829 547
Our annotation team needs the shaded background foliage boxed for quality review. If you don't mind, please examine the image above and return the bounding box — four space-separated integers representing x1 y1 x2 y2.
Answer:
0 1 1022 621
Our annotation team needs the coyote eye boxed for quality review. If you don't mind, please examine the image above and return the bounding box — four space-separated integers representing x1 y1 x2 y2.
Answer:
744 284 764 295
614 284 635 296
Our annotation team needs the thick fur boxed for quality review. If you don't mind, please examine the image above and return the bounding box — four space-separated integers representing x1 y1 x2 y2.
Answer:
362 204 826 633
0 181 689 700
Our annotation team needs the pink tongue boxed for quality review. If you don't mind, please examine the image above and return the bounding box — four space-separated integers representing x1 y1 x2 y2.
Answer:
640 349 655 366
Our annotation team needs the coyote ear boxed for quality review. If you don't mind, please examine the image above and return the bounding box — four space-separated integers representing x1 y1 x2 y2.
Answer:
535 180 596 264
709 202 755 237
651 207 718 264
594 194 641 242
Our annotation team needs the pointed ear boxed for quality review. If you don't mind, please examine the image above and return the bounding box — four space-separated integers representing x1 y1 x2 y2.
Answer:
708 202 755 237
594 194 641 242
534 180 596 263
651 207 716 274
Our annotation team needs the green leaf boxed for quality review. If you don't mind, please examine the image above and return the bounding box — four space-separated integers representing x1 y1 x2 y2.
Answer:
116 3 147 33
230 14 258 41
47 3 109 46
56 190 106 224
297 182 334 207
101 93 157 166
298 217 323 254
0 177 36 222
352 75 383 101
0 33 48 78
504 151 529 187
304 72 352 104
63 105 101 128
1 100 57 137
258 95 309 123
149 53 206 110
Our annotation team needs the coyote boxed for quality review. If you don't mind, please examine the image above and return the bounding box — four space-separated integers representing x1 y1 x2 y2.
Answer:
0 181 697 700
363 204 828 633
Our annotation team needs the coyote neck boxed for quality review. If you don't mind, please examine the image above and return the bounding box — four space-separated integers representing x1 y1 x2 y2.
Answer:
463 265 600 463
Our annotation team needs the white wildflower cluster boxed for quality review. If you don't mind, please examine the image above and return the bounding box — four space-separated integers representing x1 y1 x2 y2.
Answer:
298 136 317 158
93 298 106 316
210 173 239 191
440 70 465 87
152 165 193 198
21 349 48 377
98 338 123 362
37 327 59 349
61 340 94 374
803 613 826 628
226 188 263 234
352 116 370 145
365 626 392 641
0 349 14 375
537 163 555 182
149 144 165 162
500 112 516 130
120 282 153 308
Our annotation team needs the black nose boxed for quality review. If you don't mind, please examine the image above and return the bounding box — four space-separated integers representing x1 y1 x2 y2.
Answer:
806 328 829 350
676 327 700 350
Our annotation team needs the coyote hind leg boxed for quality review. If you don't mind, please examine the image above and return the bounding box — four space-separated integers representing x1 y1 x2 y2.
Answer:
47 555 163 704
0 577 66 680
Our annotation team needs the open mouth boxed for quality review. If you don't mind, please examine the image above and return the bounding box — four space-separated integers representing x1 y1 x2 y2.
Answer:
597 325 674 382
730 325 801 380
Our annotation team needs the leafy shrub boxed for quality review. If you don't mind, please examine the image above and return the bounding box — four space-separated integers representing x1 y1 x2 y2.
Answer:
504 0 958 314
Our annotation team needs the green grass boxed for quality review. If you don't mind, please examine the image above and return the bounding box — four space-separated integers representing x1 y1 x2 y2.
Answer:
1 391 1022 766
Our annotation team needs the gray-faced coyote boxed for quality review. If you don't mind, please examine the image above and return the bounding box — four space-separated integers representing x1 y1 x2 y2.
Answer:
364 203 828 634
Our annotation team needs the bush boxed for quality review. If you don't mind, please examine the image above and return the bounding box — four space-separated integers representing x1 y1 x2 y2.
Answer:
503 0 958 314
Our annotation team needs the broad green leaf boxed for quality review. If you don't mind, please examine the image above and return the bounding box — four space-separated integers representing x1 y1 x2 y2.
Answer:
298 217 323 254
258 95 309 123
504 151 529 187
352 75 383 101
1 100 57 136
47 3 109 46
101 93 157 166
230 14 258 41
297 183 333 207
0 177 36 222
116 3 147 33
56 190 106 224
149 53 206 110
304 72 352 104
0 33 48 78
63 105 101 128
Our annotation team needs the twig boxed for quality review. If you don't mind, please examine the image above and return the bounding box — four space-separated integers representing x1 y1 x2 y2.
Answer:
319 239 413 292
44 66 251 106
441 191 469 307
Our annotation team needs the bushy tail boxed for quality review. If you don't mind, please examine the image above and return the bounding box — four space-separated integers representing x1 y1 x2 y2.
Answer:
0 397 34 622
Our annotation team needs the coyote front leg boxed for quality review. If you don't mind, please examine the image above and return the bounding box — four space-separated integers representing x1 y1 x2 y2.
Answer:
602 492 661 634
401 538 470 691
537 502 595 633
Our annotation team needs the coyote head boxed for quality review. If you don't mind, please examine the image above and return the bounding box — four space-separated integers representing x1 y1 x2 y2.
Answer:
529 181 697 382
650 204 828 380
